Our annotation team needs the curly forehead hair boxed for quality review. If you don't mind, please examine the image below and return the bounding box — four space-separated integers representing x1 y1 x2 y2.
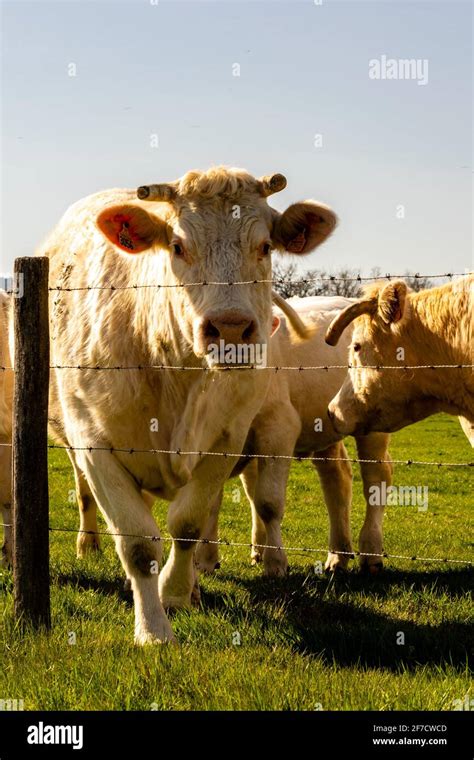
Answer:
175 166 263 200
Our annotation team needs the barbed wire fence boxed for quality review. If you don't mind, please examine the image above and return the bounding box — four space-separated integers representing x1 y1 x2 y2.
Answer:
2 363 474 372
3 260 472 632
1 440 471 468
1 522 472 567
2 267 471 296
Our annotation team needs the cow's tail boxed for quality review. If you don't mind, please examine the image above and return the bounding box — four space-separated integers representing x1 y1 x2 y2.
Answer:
271 291 314 342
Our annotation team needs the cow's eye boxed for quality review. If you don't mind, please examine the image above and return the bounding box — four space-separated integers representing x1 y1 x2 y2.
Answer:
171 241 184 257
260 242 272 256
353 342 361 352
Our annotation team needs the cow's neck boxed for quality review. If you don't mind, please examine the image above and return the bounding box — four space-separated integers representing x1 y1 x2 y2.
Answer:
116 254 196 368
406 285 469 365
400 284 473 417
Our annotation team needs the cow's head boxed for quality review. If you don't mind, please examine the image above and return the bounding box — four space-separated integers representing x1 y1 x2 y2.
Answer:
96 167 337 366
325 280 416 434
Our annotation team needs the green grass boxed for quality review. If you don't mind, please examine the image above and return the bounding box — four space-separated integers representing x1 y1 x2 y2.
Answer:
1 413 472 710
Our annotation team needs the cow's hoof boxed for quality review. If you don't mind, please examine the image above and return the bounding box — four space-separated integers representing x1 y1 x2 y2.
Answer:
160 594 193 611
195 552 220 575
360 560 384 576
134 622 177 646
324 563 347 575
195 560 220 575
251 550 263 565
76 533 101 558
123 578 132 593
158 570 194 611
263 553 288 578
324 551 350 573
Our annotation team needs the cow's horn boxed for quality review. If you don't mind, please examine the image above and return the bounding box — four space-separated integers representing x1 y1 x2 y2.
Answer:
260 173 287 197
137 183 177 202
325 299 376 347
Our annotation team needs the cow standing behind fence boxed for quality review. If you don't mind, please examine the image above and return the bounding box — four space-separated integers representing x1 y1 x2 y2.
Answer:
326 277 474 443
194 296 392 576
41 166 337 644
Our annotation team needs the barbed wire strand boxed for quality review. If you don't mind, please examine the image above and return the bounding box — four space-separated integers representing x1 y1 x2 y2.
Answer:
0 440 470 467
1 364 472 372
0 522 471 566
43 443 474 468
4 270 470 295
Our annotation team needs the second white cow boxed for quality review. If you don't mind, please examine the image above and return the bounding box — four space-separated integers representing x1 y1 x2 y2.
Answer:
195 296 392 575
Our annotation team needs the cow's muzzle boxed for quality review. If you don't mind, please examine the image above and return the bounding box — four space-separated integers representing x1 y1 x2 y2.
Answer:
197 310 257 350
327 403 356 436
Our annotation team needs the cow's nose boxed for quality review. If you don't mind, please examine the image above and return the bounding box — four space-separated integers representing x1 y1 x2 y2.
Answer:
202 311 257 347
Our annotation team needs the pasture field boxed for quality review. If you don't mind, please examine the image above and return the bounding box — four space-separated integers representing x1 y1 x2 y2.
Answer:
0 413 472 711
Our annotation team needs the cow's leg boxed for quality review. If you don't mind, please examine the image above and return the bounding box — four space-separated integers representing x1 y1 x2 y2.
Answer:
240 460 264 565
122 490 156 592
241 403 299 577
313 442 354 572
73 466 101 558
458 416 474 447
244 457 290 577
194 488 222 574
159 451 244 610
241 458 288 575
0 440 12 568
76 449 174 644
356 433 392 574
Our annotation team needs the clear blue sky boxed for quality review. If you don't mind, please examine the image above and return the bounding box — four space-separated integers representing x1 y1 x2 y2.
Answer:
1 0 472 276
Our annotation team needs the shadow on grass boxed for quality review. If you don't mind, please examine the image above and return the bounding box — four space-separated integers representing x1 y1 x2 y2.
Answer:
201 566 474 672
44 564 473 671
53 571 133 606
316 565 473 599
218 563 474 600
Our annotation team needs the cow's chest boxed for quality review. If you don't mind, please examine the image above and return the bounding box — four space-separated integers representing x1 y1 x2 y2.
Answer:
53 364 270 495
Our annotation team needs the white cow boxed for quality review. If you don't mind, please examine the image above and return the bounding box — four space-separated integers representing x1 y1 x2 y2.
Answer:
194 296 392 576
0 291 13 567
42 166 337 644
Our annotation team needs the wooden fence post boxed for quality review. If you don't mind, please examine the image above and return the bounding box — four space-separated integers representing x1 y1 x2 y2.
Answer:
13 256 51 630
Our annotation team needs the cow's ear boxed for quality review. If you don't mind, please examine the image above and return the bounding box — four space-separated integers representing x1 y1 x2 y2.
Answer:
272 202 337 254
270 315 281 336
96 205 169 254
378 281 408 325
